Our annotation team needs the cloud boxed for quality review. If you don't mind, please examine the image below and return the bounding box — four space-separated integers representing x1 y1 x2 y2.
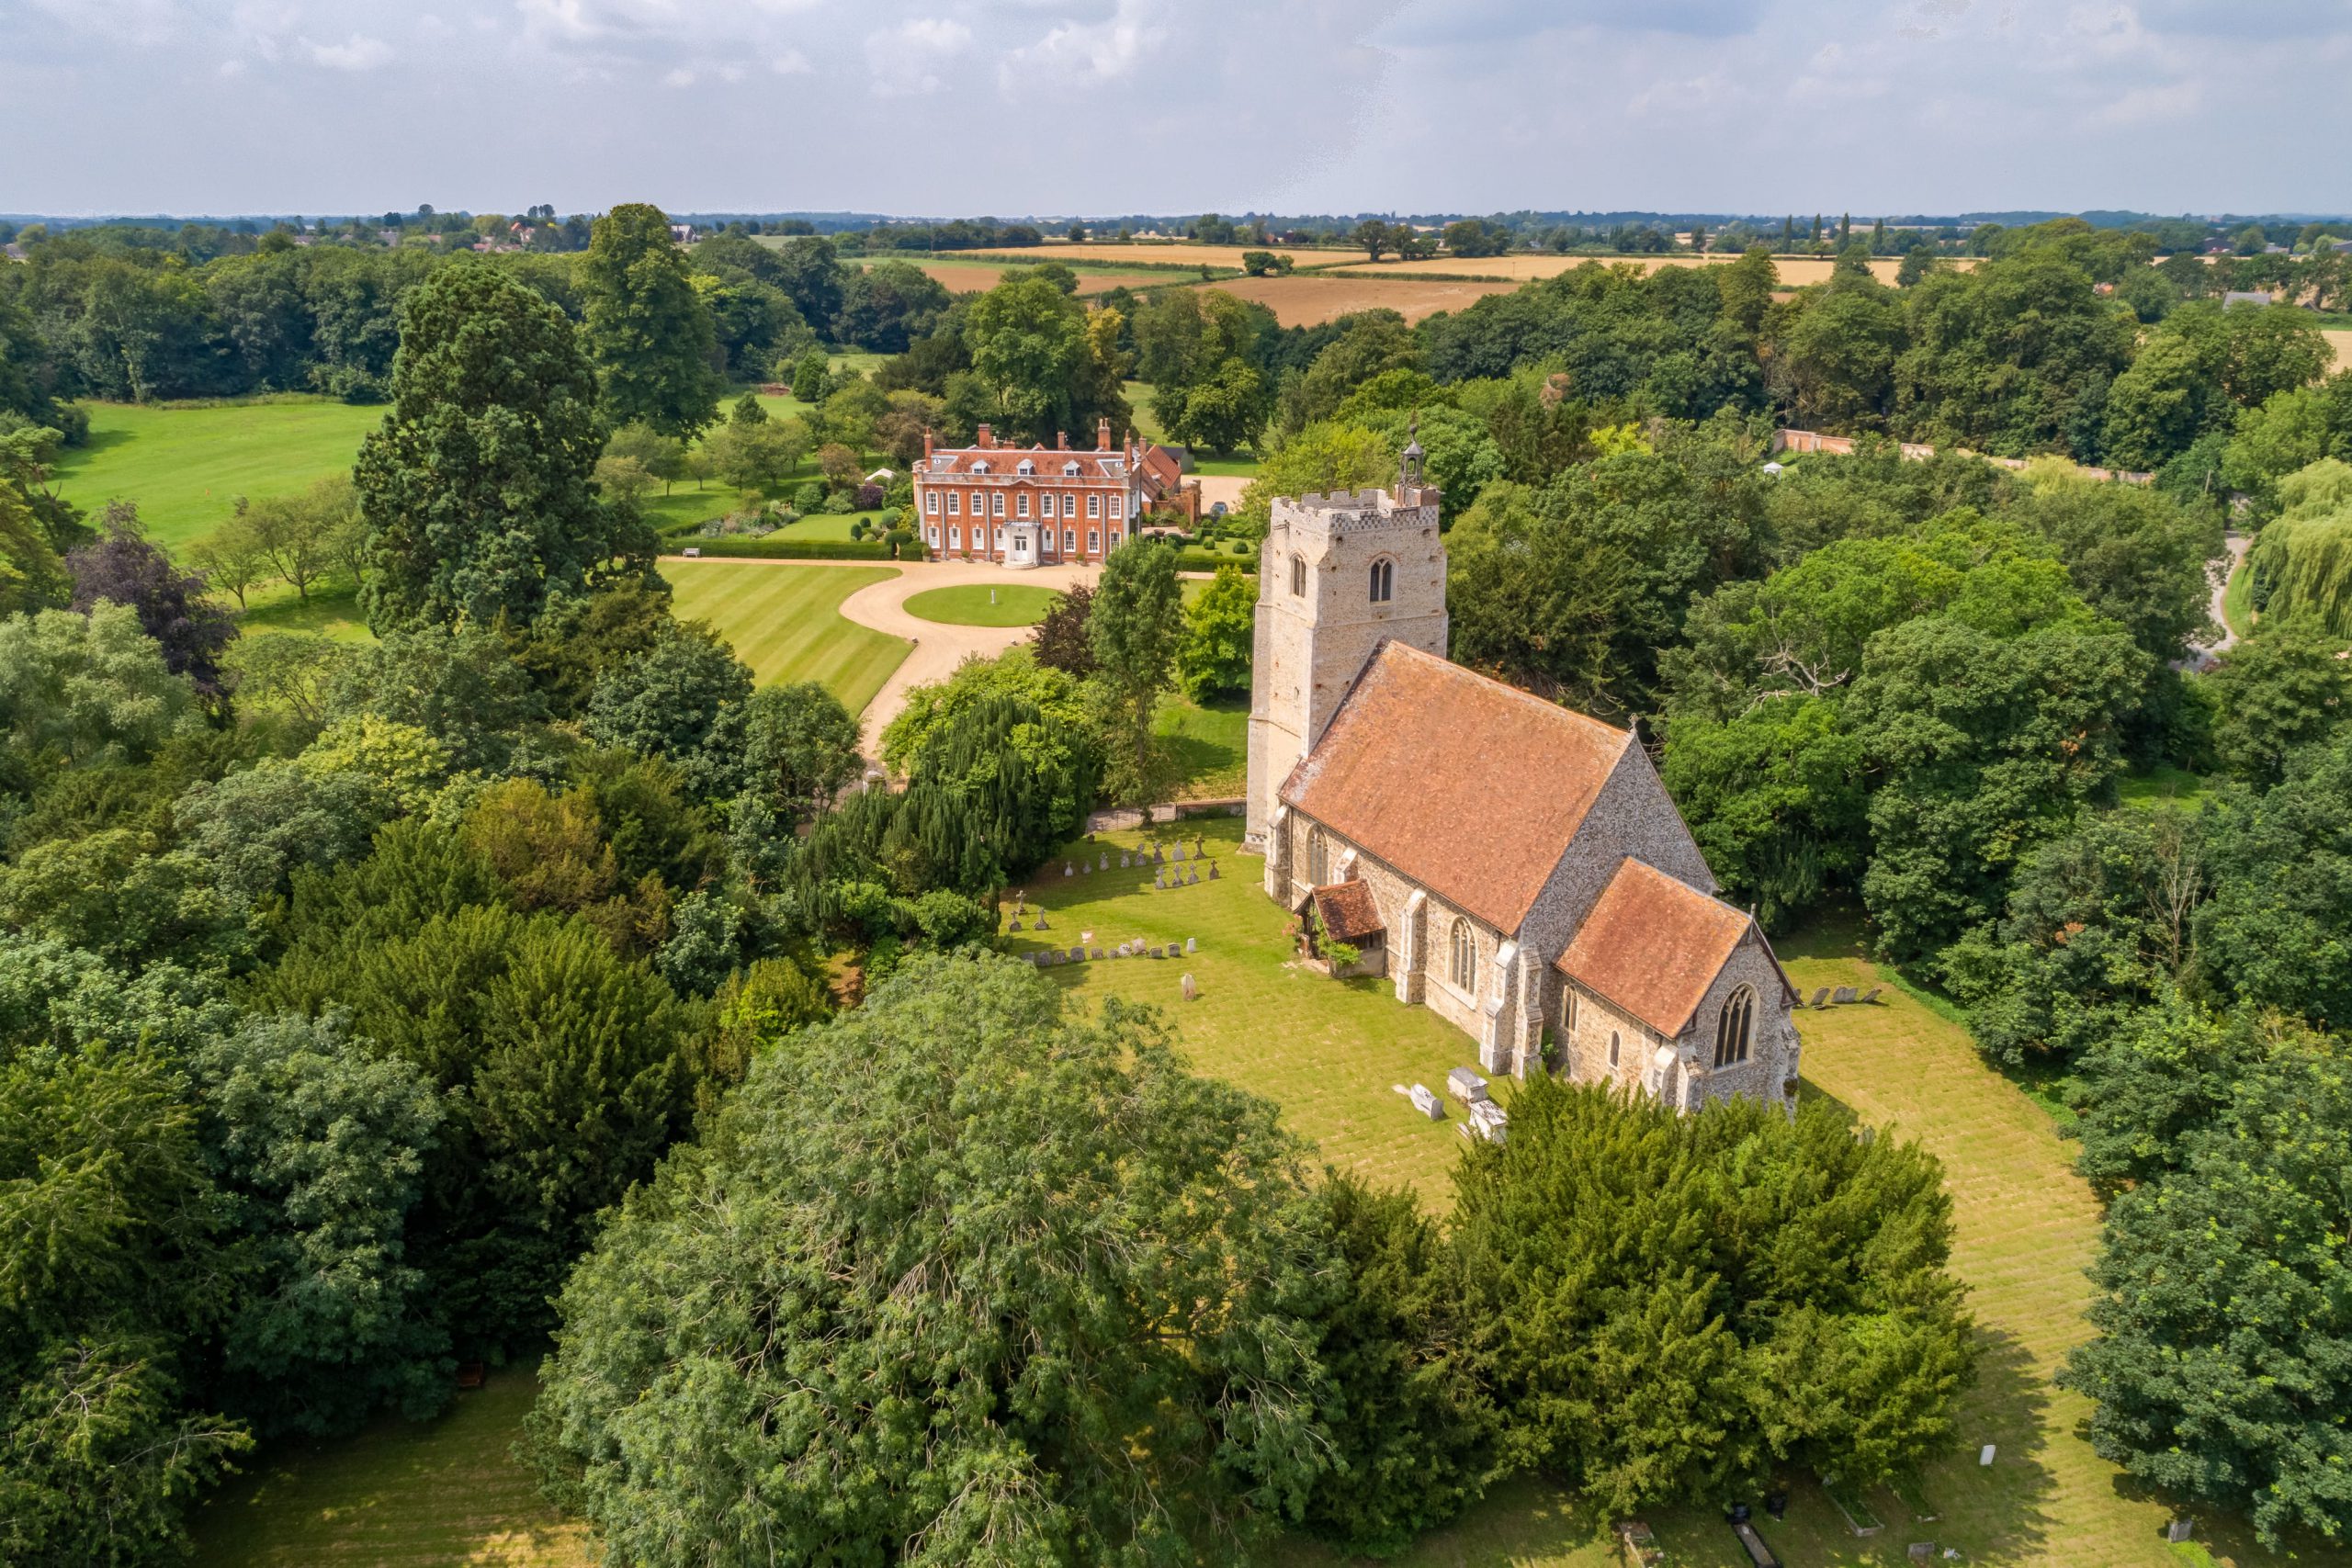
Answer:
662 65 695 86
772 48 812 73
999 0 1163 90
866 16 973 96
305 32 392 70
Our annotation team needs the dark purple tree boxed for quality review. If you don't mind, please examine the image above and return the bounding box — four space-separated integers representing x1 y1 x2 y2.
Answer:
68 502 236 698
1029 582 1097 678
854 482 886 510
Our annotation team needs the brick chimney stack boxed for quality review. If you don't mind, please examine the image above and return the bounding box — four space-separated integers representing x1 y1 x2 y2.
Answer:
923 426 933 459
1096 416 1112 450
1057 430 1069 449
976 423 994 449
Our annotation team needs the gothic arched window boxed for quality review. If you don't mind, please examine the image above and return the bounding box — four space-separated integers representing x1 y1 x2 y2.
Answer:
1369 558 1395 604
1609 1030 1622 1068
1449 918 1475 990
1306 829 1328 886
1290 555 1306 596
1713 985 1757 1067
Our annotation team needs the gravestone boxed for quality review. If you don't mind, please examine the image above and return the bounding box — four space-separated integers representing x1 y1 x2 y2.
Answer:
1153 873 1166 890
1069 947 1084 962
1193 835 1205 858
1207 862 1219 880
1063 862 1072 876
1009 918 1023 931
1034 915 1049 931
1080 930 1094 944
1120 852 1131 869
1181 973 1197 1000
1091 948 1104 960
1186 868 1199 885
2166 1520 2194 1545
1172 842 1187 862
1184 937 1196 953
1408 1084 1444 1120
1907 1546 1934 1565
1833 985 1857 1004
1152 845 1165 864
1098 852 1109 870
1115 942 1132 957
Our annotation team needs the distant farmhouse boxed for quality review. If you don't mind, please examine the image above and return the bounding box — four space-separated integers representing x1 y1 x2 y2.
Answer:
1244 438 1801 1111
912 420 1190 567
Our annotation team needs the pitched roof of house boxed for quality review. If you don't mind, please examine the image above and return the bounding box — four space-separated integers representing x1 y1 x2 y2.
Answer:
1555 858 1789 1038
923 446 1131 480
1308 880 1385 944
1280 641 1632 932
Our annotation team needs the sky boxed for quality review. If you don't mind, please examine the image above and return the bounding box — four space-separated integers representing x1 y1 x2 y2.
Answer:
5 0 2350 220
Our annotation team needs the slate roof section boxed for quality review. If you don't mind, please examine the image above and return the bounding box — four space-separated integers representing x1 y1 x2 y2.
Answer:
1309 880 1385 944
1280 641 1632 933
1555 858 1787 1038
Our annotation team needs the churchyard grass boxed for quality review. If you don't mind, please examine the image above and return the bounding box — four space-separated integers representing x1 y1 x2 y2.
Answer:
902 581 1060 626
50 397 385 552
1154 692 1248 798
657 558 909 714
188 1360 594 1568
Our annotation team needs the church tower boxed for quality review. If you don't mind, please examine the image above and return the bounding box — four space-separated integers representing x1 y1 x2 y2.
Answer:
1244 427 1448 853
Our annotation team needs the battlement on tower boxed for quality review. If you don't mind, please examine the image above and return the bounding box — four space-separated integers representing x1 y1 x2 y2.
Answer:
1272 484 1442 536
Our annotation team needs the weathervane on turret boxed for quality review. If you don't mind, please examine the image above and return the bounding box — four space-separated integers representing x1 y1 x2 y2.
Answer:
1399 412 1425 493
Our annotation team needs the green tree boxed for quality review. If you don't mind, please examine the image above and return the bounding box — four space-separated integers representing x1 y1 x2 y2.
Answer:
1660 695 1867 931
1445 480 1628 710
529 952 1356 1566
0 601 200 772
356 263 655 632
1233 421 1395 538
1089 538 1184 803
194 1012 448 1437
1176 563 1257 700
580 203 720 440
0 1048 250 1567
1454 1079 1973 1515
2064 1036 2352 1548
1848 614 2148 957
2209 623 2352 782
583 623 756 803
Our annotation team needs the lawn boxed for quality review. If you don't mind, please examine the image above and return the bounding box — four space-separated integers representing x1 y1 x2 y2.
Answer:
2118 761 2214 811
903 581 1060 626
189 1361 594 1568
237 580 373 643
1155 692 1248 798
658 558 909 715
51 398 384 551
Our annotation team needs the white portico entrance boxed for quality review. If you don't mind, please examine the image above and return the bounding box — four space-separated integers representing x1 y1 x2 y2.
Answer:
1005 522 1039 569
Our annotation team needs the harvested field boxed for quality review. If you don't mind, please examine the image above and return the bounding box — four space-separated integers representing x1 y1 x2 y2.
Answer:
862 259 1170 296
2327 328 2352 370
962 242 1353 270
1201 274 1518 327
1333 254 1978 287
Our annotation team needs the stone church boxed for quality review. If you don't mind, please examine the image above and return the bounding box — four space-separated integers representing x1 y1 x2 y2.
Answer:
1243 441 1801 1112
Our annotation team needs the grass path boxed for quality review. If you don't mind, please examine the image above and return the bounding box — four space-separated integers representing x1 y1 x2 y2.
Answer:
190 1364 593 1568
659 559 909 715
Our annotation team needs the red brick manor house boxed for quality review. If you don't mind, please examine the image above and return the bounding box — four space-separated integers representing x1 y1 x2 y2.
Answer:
912 419 1188 568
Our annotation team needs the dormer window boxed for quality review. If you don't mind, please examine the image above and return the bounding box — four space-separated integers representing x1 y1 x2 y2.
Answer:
1017 460 1035 475
972 460 990 474
1062 461 1080 477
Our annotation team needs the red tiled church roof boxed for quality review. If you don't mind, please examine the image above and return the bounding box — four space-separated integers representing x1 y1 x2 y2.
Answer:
1280 641 1632 932
1555 858 1789 1038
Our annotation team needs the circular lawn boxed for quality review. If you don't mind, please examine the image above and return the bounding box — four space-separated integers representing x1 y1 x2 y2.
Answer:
902 583 1063 627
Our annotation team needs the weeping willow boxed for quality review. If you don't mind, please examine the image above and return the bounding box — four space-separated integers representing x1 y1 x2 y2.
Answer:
2248 458 2352 634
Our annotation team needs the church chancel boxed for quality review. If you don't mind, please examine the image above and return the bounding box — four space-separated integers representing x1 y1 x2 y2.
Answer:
1243 436 1801 1111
